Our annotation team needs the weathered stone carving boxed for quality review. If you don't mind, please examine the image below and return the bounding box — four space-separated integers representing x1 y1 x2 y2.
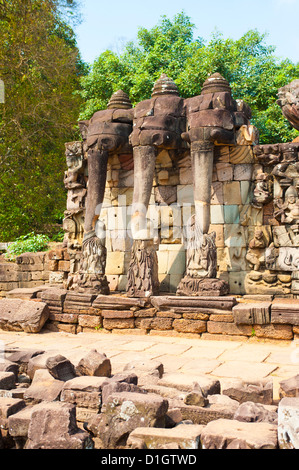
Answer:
74 90 133 294
177 73 251 296
61 73 299 299
252 173 272 208
127 74 186 297
246 228 267 271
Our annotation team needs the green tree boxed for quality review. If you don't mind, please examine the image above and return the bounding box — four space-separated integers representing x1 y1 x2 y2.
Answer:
79 12 299 144
0 0 87 241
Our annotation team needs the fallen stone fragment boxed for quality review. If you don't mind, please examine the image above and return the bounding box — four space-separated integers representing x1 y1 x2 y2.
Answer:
0 298 49 333
86 392 169 449
0 372 15 390
127 424 204 449
221 378 273 404
184 389 209 407
24 369 64 404
123 359 164 379
8 403 46 448
200 418 278 449
279 375 299 399
168 396 239 425
101 381 145 405
0 397 26 431
61 376 108 411
233 401 278 424
75 349 111 377
278 397 299 449
5 349 44 375
46 355 77 381
25 401 94 449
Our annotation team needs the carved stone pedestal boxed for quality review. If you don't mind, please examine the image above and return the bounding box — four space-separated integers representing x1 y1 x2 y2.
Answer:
75 234 110 295
176 276 229 297
126 239 159 298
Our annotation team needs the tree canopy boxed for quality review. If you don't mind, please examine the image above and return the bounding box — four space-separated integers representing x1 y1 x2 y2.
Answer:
0 0 87 241
79 12 299 145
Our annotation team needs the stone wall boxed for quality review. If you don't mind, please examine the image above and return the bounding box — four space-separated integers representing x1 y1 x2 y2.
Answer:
63 138 261 296
40 289 298 341
0 252 51 296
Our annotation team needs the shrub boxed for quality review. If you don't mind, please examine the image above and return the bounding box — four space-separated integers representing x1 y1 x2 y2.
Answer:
4 232 50 261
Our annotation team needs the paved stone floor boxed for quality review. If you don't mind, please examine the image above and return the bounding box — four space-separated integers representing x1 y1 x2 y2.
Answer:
0 329 298 402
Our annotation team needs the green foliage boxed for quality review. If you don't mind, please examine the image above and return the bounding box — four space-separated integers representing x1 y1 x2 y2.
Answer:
79 12 299 145
0 0 87 242
4 232 50 261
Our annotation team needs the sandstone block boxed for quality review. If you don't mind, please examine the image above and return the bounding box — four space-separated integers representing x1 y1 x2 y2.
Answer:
46 355 77 381
158 373 220 396
0 372 15 390
222 378 273 405
127 424 204 450
25 402 93 449
8 402 45 438
61 376 108 410
78 315 102 329
279 375 299 399
103 318 135 330
24 369 64 403
200 418 277 449
278 397 299 449
75 349 111 377
87 392 169 449
0 298 49 333
233 302 271 325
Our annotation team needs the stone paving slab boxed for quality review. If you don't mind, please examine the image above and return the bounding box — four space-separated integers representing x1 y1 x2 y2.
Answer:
0 329 296 404
217 345 272 363
210 361 278 381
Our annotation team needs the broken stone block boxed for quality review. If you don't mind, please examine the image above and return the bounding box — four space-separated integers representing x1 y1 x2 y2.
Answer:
0 298 49 333
24 369 64 404
233 401 278 424
27 350 62 379
5 349 44 375
75 349 111 377
123 359 164 380
46 355 77 381
86 392 169 449
200 418 277 449
0 372 15 390
25 402 94 449
8 403 46 448
222 378 273 404
279 374 299 399
278 397 299 449
61 376 108 411
127 424 204 449
101 381 144 405
0 397 26 431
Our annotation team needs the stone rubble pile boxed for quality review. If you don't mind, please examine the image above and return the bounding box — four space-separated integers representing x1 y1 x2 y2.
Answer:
0 346 298 449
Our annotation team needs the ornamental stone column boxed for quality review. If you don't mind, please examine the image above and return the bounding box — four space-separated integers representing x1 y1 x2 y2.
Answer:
126 74 186 297
75 90 133 294
177 73 250 296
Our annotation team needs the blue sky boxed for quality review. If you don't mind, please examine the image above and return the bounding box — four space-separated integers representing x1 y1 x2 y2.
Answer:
75 0 299 65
